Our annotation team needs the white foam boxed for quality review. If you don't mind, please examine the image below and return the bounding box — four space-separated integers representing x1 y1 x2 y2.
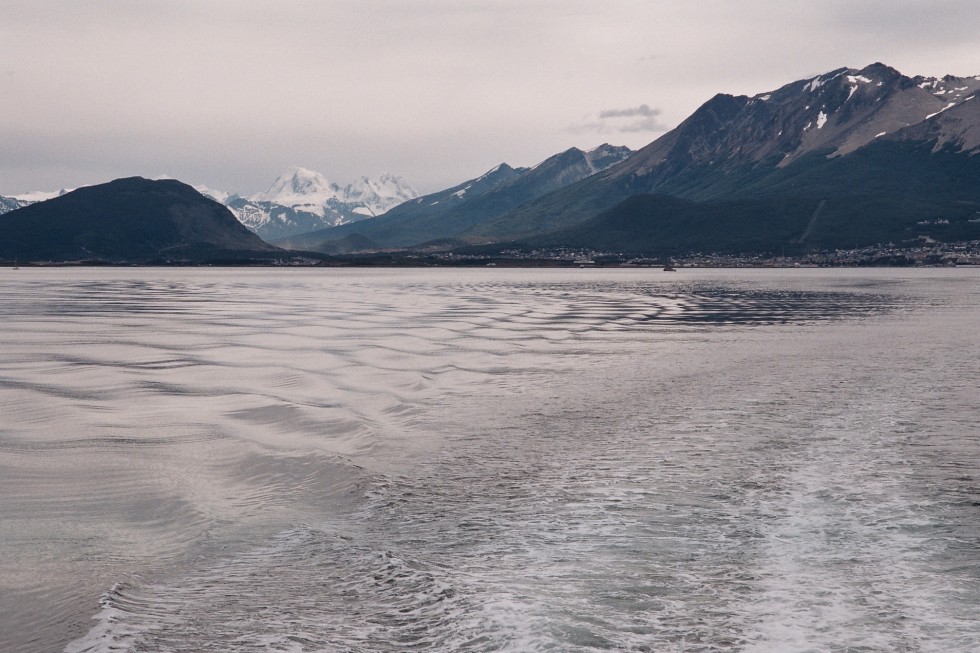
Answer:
63 585 147 653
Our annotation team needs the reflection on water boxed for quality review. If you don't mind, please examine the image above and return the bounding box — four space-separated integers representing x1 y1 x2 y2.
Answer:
0 268 977 652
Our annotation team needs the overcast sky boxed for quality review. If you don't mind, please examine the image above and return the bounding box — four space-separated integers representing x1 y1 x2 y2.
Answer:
2 0 979 196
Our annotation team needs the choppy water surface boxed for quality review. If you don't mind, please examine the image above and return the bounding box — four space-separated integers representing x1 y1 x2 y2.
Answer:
0 268 977 652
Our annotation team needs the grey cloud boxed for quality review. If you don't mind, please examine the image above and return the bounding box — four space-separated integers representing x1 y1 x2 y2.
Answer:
3 0 979 195
570 104 670 136
599 104 661 119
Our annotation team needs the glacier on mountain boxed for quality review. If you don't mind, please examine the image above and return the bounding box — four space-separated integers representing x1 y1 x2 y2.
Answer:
222 167 419 241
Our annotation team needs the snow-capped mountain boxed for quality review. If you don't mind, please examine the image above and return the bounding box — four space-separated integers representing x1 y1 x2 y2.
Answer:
11 188 75 203
225 167 418 241
0 195 29 215
193 184 230 205
1 187 75 215
612 62 980 184
344 173 420 217
251 167 340 212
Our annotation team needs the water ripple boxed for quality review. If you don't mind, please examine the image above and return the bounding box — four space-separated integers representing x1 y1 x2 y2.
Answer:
0 268 975 653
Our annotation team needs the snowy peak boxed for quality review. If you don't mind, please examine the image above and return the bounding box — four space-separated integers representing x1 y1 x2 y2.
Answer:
251 167 418 216
11 188 75 203
1 187 76 215
343 173 418 217
0 195 29 215
253 167 341 208
584 144 635 172
622 62 980 184
220 167 418 241
193 185 230 204
754 63 980 157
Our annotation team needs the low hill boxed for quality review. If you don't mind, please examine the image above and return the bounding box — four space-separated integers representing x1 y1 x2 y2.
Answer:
0 177 282 263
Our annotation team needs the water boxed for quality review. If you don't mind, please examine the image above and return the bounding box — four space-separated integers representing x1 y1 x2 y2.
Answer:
0 267 977 652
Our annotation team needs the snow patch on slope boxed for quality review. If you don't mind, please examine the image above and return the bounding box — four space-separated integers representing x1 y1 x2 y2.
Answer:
926 102 957 120
845 76 871 101
12 188 74 202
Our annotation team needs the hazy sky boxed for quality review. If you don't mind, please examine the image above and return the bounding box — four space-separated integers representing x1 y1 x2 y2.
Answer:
2 0 979 196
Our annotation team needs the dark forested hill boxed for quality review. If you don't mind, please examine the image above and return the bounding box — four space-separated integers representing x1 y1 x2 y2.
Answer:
0 177 281 263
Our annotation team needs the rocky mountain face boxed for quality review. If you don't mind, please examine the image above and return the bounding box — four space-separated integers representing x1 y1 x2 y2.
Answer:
0 177 281 263
223 167 418 241
278 144 633 251
607 62 979 187
0 195 29 215
468 63 980 252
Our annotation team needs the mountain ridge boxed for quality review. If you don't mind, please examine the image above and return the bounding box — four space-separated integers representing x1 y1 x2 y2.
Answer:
277 143 634 251
460 63 980 250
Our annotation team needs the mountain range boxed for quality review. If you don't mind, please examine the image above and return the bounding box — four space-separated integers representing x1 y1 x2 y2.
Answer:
276 143 634 252
3 63 978 262
1 170 419 243
478 63 980 251
215 168 418 241
279 63 980 257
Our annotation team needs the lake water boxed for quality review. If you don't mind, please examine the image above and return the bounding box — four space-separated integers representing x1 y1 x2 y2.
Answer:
0 267 977 652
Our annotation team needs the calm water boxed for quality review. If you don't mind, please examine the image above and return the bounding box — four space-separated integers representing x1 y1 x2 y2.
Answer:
0 267 977 652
